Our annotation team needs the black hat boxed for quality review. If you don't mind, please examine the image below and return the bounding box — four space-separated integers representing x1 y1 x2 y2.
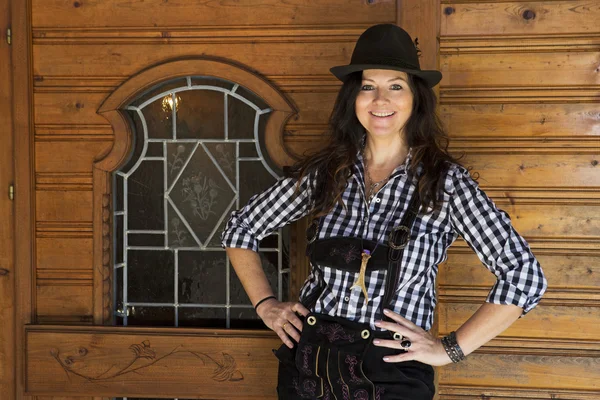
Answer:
330 24 442 88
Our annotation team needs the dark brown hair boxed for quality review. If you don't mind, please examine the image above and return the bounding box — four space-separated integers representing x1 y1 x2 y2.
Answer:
287 71 463 217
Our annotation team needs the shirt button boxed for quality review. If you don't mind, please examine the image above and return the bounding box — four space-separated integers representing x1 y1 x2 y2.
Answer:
363 216 368 222
374 197 381 203
344 296 350 302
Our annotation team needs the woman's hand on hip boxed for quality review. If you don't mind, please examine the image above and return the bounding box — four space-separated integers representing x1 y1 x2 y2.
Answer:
256 299 310 349
373 309 451 366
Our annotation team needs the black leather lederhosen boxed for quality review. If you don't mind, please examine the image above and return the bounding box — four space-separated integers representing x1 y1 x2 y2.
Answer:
274 187 435 400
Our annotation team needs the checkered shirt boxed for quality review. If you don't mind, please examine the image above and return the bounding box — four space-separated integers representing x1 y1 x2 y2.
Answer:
221 153 547 331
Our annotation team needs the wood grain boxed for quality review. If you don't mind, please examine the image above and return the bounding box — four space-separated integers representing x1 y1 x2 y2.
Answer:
34 92 110 125
0 0 15 396
440 104 600 137
32 0 395 28
440 1 600 36
461 154 599 188
36 286 93 317
438 302 600 341
35 141 113 173
36 191 93 222
440 51 600 87
36 238 93 271
438 352 600 391
440 252 600 290
12 0 34 399
25 326 281 399
33 42 356 78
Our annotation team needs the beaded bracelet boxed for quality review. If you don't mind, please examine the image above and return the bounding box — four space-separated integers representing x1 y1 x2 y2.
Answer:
254 295 276 312
441 331 466 363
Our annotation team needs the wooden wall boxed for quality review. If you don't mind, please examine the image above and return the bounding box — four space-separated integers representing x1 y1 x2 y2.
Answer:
434 1 600 398
11 0 599 398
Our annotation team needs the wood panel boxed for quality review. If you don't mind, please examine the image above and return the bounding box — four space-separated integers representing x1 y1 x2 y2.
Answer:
32 0 395 28
33 42 356 77
25 326 281 399
34 92 110 125
441 1 600 36
36 286 93 317
440 51 600 87
438 352 600 391
461 154 599 188
12 0 35 398
36 238 93 270
440 104 600 138
36 191 93 222
438 302 600 341
495 204 600 238
436 0 600 397
35 141 113 173
440 252 600 290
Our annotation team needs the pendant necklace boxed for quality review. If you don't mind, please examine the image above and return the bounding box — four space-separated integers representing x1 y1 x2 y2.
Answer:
350 152 397 303
363 155 391 205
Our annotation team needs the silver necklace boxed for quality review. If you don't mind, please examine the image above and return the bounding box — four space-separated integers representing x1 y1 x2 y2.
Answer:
363 153 392 204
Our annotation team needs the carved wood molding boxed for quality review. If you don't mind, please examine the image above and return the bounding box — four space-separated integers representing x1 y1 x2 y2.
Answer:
440 86 600 104
93 57 299 324
36 222 93 238
36 172 93 191
440 33 600 54
37 269 93 282
483 337 600 355
34 76 342 94
97 57 297 167
450 238 600 254
447 245 600 258
32 25 368 45
25 325 281 398
101 193 112 325
438 287 600 303
284 133 600 153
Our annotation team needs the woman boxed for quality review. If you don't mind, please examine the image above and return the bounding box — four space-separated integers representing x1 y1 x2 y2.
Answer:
222 24 547 400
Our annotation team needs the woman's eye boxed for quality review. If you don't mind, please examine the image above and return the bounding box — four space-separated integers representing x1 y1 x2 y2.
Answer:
390 84 403 90
361 85 374 91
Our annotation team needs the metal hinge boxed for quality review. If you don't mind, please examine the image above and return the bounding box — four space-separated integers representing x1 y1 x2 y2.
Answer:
9 184 14 200
6 28 11 45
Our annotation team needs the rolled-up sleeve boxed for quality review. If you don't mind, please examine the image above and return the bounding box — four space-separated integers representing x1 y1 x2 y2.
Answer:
220 171 316 252
448 165 547 315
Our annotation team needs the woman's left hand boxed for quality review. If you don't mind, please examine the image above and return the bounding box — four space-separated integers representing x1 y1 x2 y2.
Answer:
373 309 452 367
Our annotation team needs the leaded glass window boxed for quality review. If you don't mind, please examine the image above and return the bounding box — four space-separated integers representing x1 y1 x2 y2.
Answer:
113 76 290 328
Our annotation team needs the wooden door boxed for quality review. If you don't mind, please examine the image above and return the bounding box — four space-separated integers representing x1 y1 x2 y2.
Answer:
12 1 400 399
1 0 16 398
8 0 599 399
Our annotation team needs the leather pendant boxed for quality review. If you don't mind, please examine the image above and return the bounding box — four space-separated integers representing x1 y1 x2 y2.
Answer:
350 250 371 303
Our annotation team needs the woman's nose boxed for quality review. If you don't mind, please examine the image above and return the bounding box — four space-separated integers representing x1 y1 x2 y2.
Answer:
373 90 389 103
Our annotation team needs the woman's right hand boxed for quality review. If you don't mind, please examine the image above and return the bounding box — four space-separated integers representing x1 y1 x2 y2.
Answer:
256 299 310 348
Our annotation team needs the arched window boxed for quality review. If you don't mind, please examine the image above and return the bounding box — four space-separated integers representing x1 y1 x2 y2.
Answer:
112 76 291 328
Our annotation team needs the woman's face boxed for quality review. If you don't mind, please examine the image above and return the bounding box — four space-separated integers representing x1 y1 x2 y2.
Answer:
355 69 414 140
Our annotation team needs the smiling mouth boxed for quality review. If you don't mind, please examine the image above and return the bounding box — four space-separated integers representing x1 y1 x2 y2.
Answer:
369 111 395 118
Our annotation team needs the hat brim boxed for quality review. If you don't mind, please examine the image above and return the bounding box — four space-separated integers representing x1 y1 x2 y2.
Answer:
330 64 442 88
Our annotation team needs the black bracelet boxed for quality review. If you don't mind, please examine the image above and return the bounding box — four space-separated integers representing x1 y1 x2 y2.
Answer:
254 295 276 311
441 331 466 363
